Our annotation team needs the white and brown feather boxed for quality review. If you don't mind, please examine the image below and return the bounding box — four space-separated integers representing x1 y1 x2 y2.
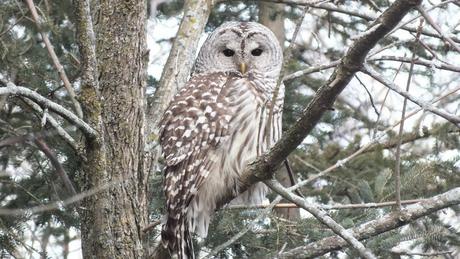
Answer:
159 21 283 259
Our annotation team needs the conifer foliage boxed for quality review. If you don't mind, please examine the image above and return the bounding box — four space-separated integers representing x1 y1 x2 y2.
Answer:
1 0 459 258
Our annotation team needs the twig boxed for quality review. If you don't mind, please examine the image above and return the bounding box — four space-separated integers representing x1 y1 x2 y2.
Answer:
416 6 460 53
394 19 423 210
368 56 460 73
202 196 283 259
265 180 378 259
354 75 379 116
24 0 83 118
362 65 460 128
0 81 98 138
280 187 460 258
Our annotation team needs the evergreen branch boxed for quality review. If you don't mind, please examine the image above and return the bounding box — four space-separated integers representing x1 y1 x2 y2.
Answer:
202 196 283 259
24 0 83 119
362 65 460 128
416 6 460 53
368 56 460 73
280 187 460 258
265 180 378 259
0 81 98 139
234 0 423 196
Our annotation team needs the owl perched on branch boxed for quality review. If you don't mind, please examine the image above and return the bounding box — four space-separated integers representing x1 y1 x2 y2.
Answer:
159 21 283 258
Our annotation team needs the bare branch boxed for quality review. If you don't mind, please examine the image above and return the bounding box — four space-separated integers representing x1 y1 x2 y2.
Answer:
24 0 83 118
362 65 460 128
368 56 460 73
283 60 341 81
0 81 98 138
280 187 460 258
265 180 378 259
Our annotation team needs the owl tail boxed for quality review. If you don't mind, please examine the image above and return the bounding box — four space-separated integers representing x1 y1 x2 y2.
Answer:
161 216 195 259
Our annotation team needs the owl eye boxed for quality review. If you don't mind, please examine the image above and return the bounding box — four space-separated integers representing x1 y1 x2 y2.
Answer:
251 48 263 56
222 49 235 57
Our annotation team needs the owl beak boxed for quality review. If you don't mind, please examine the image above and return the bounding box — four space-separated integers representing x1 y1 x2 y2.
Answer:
239 62 248 74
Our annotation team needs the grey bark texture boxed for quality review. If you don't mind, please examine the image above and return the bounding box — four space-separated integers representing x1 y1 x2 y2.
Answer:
76 0 149 258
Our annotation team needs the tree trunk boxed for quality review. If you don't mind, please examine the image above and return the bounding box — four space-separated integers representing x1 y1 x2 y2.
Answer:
77 0 148 258
259 1 300 220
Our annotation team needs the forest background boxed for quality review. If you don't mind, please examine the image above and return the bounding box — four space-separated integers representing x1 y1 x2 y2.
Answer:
0 0 459 258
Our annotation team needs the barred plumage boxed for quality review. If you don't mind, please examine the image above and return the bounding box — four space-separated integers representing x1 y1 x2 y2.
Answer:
159 22 283 259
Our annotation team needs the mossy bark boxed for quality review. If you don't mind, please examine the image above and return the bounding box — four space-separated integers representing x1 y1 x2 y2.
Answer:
76 0 148 258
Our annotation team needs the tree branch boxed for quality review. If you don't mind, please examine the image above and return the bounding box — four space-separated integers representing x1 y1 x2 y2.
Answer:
235 0 423 195
279 187 460 258
368 55 460 73
416 5 460 53
20 96 79 152
265 180 377 259
33 137 77 196
0 81 98 138
362 65 460 128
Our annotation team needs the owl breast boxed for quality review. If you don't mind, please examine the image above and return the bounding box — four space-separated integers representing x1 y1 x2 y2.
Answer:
187 75 283 237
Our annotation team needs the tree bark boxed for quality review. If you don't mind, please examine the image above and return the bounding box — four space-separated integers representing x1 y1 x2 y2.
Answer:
77 0 148 258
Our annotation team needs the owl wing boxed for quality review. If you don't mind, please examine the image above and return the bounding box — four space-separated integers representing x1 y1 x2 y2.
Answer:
159 72 233 168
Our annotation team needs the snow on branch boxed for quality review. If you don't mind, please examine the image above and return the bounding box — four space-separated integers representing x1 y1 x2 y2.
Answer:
279 187 460 258
362 64 460 128
265 180 378 259
0 81 98 138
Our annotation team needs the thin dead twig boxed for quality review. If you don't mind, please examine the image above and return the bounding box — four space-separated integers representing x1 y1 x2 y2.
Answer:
416 6 460 53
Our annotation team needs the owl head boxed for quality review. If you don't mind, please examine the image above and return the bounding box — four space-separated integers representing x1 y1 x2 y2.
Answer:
194 22 283 79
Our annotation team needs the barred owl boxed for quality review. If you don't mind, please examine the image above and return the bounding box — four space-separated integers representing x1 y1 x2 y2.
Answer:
159 21 283 258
